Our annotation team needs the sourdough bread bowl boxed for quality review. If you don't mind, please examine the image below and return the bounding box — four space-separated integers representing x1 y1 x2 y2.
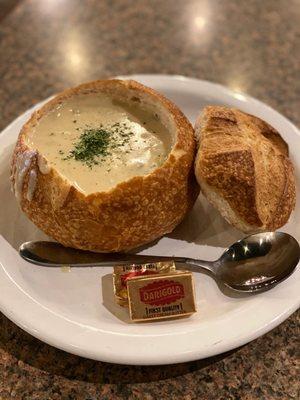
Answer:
11 79 199 252
194 106 296 233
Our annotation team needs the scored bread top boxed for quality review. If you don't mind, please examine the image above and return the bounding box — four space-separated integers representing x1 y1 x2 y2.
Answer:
194 106 296 233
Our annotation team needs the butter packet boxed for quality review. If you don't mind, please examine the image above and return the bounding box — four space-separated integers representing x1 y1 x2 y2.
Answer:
113 261 176 306
127 271 196 322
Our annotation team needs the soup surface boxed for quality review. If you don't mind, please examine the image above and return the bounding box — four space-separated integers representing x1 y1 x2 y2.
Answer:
26 94 173 194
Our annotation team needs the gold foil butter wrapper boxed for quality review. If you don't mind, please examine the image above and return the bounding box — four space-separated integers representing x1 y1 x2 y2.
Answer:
127 271 196 322
113 261 176 306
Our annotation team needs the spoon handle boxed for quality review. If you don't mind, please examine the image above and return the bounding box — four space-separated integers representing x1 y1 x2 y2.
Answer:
184 258 217 274
19 241 189 267
19 241 218 273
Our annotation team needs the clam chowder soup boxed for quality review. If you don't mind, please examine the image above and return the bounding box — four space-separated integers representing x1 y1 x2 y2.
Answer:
26 94 173 193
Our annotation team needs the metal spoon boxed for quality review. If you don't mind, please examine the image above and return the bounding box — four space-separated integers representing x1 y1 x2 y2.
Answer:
19 232 299 293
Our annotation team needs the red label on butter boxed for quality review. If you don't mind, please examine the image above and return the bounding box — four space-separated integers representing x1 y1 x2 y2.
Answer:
139 280 184 306
120 270 157 286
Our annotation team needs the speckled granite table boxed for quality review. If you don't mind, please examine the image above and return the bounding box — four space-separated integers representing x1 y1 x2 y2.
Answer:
0 0 299 398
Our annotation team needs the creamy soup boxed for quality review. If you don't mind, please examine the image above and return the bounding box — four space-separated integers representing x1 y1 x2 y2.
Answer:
26 94 173 194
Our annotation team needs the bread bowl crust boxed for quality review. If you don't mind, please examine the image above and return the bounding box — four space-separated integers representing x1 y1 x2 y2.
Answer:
194 106 296 233
11 79 199 252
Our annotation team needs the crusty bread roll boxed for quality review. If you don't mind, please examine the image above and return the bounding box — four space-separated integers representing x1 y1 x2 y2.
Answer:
11 79 199 252
194 106 296 233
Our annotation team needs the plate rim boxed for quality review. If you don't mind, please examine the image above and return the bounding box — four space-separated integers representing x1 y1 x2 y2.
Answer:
0 74 299 365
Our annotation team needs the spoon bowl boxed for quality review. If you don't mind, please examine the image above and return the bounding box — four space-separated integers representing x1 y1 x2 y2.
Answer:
216 232 300 292
19 232 300 294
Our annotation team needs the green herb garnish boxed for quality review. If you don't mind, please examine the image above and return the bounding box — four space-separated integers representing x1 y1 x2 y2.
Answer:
63 123 138 168
65 128 111 167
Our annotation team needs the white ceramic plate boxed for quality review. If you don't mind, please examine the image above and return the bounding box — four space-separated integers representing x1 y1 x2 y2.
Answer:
0 75 299 365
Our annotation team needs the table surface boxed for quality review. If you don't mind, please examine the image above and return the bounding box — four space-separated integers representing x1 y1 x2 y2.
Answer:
0 0 299 398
